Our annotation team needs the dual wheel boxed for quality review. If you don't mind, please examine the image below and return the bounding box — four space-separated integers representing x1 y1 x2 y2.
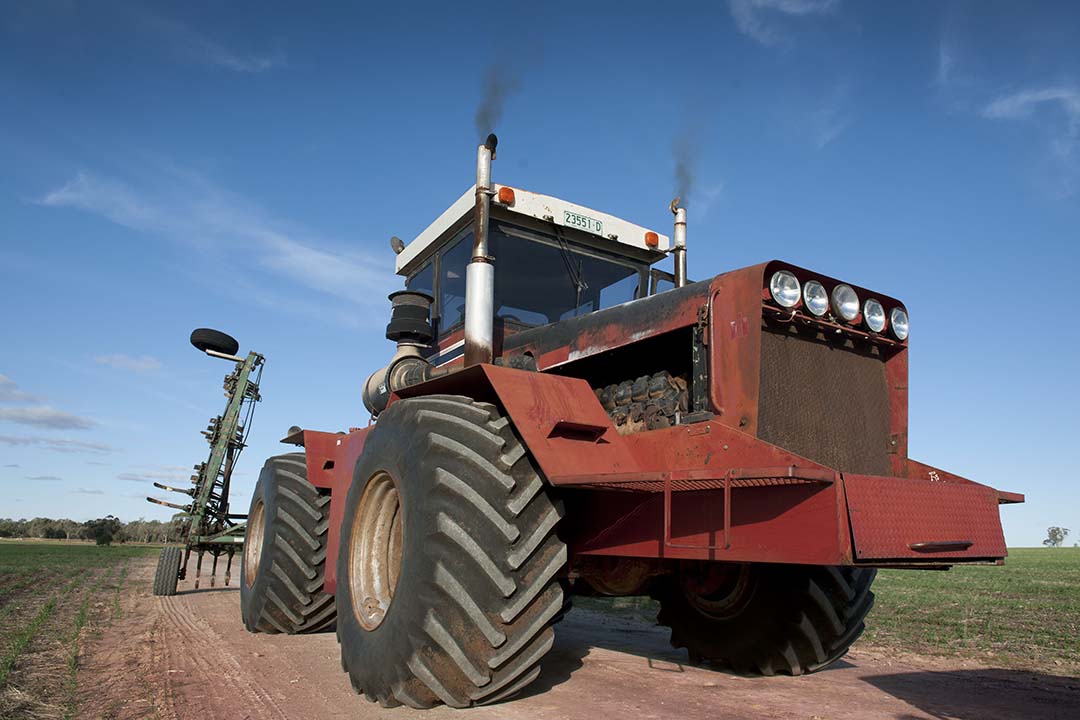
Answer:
240 396 568 708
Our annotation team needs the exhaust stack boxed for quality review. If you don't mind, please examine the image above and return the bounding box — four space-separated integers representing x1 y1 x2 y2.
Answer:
671 198 687 288
465 133 498 366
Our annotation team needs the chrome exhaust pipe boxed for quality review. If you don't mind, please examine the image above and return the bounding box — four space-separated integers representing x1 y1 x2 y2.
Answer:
465 133 497 366
671 198 687 288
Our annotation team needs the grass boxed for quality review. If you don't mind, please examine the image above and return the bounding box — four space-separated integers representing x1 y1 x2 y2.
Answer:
0 541 159 719
862 547 1080 673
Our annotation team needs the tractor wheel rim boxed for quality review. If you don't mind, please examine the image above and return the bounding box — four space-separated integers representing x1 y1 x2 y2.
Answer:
349 471 403 631
244 499 265 587
680 563 753 619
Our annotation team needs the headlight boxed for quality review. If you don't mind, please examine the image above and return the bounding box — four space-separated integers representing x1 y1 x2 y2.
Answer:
864 299 886 333
890 307 909 340
803 280 829 316
831 284 860 322
769 270 801 308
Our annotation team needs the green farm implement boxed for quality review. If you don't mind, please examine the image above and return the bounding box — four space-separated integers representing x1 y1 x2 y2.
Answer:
149 328 264 596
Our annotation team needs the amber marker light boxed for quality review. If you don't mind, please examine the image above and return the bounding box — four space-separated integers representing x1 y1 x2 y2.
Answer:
497 186 515 204
645 231 659 248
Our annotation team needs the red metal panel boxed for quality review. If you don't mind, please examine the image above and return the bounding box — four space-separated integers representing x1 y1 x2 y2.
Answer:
303 428 371 595
844 474 1007 561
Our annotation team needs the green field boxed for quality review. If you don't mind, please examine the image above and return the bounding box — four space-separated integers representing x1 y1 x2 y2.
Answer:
0 540 160 719
577 548 1080 677
863 547 1080 673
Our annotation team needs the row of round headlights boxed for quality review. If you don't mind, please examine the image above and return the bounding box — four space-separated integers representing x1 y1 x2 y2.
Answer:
768 270 908 341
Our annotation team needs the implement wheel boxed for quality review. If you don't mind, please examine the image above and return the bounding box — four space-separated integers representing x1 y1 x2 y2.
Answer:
152 546 182 596
240 453 336 633
336 395 567 708
652 562 876 675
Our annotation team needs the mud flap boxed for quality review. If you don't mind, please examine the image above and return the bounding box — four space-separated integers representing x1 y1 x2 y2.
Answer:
843 474 1008 562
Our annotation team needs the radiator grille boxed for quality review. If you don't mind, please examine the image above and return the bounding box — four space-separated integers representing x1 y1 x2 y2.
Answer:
758 328 891 476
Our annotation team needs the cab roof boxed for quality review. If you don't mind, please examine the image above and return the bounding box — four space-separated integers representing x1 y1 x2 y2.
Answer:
395 185 671 276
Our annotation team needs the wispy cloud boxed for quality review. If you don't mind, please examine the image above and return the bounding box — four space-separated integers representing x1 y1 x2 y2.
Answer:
728 0 840 47
0 406 94 430
139 12 283 74
808 85 853 148
37 169 394 321
95 354 162 373
0 375 39 403
936 42 955 88
117 471 187 483
26 475 62 482
72 488 105 495
0 435 113 454
3 463 20 468
983 86 1080 194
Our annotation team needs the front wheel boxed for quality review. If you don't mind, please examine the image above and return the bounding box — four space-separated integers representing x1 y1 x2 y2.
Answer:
652 562 876 675
336 395 568 708
240 453 336 634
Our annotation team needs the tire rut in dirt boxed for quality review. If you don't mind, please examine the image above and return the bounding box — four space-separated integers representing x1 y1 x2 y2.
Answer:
241 452 336 634
152 546 182 597
337 395 568 708
653 563 876 676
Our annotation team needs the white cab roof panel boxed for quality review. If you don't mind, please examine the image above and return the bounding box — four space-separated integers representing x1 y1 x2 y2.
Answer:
395 185 670 276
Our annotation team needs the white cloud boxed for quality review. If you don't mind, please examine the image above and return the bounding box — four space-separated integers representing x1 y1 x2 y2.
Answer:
0 435 112 453
95 354 162 373
117 471 188 483
728 0 840 47
0 375 38 403
37 169 394 317
0 406 94 430
139 12 283 74
983 87 1080 194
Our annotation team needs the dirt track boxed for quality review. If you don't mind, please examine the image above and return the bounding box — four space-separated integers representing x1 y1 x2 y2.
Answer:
75 557 1079 720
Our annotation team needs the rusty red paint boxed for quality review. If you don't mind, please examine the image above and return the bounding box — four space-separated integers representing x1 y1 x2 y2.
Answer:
310 259 1019 598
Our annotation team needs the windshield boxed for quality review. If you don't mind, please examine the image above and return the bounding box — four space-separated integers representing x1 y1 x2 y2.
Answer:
411 222 645 337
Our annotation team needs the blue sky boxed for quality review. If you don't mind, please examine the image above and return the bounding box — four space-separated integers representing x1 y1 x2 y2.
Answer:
1 1 1077 547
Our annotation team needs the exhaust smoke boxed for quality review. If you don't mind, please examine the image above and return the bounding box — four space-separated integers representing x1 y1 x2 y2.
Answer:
474 64 519 139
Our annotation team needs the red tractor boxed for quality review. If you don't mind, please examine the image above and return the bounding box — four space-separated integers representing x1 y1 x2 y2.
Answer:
238 135 1022 708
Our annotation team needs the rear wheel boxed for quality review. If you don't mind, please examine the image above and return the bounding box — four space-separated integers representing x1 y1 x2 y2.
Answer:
152 546 182 596
652 562 875 675
336 395 567 708
240 453 336 634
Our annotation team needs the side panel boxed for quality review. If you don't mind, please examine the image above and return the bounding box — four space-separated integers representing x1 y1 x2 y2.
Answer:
303 428 371 596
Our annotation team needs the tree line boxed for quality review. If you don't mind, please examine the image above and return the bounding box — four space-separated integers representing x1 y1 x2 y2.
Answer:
0 515 186 545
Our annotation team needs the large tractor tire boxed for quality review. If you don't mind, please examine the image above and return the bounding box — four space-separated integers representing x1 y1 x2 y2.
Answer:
240 453 336 634
652 562 875 675
152 546 182 596
336 395 567 708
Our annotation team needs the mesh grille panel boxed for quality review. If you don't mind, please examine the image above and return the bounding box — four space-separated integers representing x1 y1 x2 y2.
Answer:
758 328 891 476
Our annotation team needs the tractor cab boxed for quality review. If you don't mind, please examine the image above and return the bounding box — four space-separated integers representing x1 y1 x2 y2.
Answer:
394 185 673 364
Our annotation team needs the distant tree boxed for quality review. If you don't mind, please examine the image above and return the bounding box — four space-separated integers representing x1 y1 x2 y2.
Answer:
83 515 123 546
1043 526 1070 548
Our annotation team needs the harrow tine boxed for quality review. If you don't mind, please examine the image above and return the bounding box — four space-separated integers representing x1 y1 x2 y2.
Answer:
153 482 194 496
225 549 234 586
211 553 218 587
146 496 190 512
194 551 204 590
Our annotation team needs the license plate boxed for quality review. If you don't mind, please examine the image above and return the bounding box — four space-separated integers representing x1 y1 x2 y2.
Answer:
563 210 604 235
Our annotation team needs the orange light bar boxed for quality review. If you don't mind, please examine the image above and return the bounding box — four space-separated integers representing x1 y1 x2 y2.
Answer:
497 186 515 205
644 231 659 248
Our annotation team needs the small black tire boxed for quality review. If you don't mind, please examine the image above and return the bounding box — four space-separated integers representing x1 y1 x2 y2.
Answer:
652 563 876 676
240 453 336 634
336 395 567 708
153 546 182 596
190 328 239 356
